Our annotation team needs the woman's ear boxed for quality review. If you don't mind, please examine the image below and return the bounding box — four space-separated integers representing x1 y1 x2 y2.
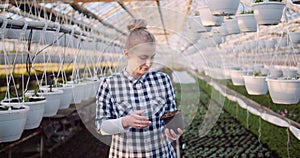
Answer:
124 49 129 57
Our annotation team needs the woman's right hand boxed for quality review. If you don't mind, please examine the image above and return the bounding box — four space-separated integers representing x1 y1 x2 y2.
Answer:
121 110 152 129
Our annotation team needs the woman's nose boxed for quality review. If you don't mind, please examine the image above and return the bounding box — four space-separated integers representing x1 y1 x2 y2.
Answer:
145 59 152 67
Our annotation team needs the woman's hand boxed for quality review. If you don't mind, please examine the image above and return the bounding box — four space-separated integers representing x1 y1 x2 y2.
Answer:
165 128 183 141
121 110 152 129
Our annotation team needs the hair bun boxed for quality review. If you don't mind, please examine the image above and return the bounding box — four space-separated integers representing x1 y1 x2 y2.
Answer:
127 19 147 32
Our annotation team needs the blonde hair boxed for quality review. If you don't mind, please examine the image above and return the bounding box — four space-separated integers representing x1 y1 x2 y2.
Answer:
125 19 156 50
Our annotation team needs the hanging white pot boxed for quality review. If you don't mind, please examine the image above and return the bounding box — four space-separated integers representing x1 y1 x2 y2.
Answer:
253 64 264 73
260 68 269 75
290 32 300 44
252 2 285 25
282 69 298 78
236 14 257 32
70 82 87 104
6 29 29 40
1 97 46 130
218 23 228 36
264 40 277 49
208 68 228 80
266 78 300 104
81 80 95 100
243 76 268 95
93 78 101 95
231 69 247 86
40 84 74 109
269 68 283 77
0 104 29 142
208 0 240 16
198 7 224 26
224 19 240 34
26 89 63 117
211 34 223 45
277 37 288 47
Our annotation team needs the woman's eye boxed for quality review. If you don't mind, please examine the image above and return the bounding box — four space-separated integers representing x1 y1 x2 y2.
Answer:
139 56 148 60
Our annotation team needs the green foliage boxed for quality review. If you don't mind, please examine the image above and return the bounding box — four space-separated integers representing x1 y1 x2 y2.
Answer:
226 16 233 20
255 0 264 3
0 106 10 111
254 72 267 76
255 0 282 2
197 78 300 158
24 96 30 102
241 10 254 14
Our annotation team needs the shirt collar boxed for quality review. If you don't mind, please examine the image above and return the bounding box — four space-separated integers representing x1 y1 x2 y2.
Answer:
122 69 149 84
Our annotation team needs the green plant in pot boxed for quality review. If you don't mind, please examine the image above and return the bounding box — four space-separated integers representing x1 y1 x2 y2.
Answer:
255 0 282 2
241 10 254 14
254 72 268 77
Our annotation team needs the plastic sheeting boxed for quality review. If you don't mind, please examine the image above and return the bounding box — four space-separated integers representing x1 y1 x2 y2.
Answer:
172 71 196 83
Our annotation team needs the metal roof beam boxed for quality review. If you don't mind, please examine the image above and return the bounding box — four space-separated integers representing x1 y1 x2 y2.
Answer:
155 0 169 46
69 2 126 35
13 3 92 32
117 1 135 19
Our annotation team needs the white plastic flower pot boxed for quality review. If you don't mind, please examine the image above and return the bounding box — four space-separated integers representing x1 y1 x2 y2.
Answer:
212 34 223 45
6 29 29 40
94 79 101 95
231 70 247 86
208 68 228 80
277 37 288 47
269 68 283 78
236 14 257 32
1 97 46 129
0 104 29 142
71 82 86 104
253 65 264 73
243 76 268 95
252 2 285 25
208 0 240 16
82 81 95 100
282 69 298 78
225 19 240 34
290 32 300 44
26 89 63 117
198 7 224 26
266 78 300 104
264 40 277 49
219 23 228 36
260 68 269 75
40 84 73 109
59 85 74 109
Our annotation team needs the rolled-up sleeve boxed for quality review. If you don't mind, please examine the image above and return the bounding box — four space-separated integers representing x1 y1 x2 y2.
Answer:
95 78 120 134
164 74 177 113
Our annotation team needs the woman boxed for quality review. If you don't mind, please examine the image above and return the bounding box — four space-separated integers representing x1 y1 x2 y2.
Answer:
96 19 183 158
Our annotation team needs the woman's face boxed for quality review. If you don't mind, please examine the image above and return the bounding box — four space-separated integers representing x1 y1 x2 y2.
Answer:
126 43 156 76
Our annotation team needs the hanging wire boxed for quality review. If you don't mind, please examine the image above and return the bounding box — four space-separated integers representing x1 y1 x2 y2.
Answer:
258 115 262 144
286 127 291 158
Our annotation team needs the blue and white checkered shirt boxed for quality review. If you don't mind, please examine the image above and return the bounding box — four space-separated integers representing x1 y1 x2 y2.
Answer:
96 70 177 158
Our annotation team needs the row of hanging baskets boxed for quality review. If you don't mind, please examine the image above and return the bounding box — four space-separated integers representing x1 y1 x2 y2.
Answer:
206 0 285 25
229 66 300 105
199 0 287 36
0 78 101 143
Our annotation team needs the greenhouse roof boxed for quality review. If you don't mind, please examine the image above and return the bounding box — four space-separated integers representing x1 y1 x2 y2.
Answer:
1 0 300 54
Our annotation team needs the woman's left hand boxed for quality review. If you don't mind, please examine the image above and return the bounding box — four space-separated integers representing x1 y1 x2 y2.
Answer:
165 128 183 140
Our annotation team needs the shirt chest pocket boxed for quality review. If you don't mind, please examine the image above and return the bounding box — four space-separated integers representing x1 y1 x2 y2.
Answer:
148 96 167 117
115 101 133 117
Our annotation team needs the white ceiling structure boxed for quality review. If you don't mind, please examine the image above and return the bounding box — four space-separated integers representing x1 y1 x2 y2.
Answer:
1 0 300 71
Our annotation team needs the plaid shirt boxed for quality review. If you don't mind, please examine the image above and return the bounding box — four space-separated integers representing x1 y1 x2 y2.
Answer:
96 70 177 158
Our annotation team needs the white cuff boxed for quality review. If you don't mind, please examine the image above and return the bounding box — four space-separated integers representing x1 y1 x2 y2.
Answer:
100 118 129 135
